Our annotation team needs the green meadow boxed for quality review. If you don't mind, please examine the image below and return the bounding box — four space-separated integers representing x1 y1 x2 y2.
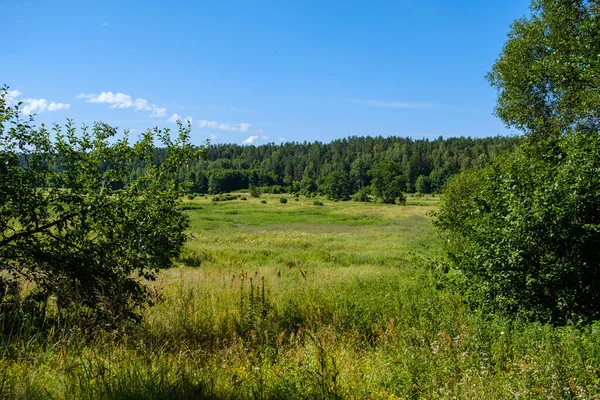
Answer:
1 195 599 399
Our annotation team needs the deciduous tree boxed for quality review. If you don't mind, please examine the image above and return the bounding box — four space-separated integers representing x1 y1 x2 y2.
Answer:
437 0 600 324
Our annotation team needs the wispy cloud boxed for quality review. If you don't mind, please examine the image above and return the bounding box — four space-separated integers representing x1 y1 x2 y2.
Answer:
242 135 258 145
3 89 21 105
150 107 167 117
167 113 193 124
78 91 166 117
168 114 251 132
167 113 181 123
350 100 440 109
3 89 70 115
198 120 250 132
261 135 270 140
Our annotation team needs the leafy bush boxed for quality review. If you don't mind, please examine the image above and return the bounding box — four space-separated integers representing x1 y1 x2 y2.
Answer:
249 184 261 198
313 200 324 206
212 194 237 202
261 200 267 204
352 189 370 202
279 197 288 204
0 88 195 329
435 133 600 324
269 185 283 194
436 0 600 325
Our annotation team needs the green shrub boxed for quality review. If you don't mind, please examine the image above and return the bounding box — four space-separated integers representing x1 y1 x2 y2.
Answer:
261 200 267 204
0 89 194 329
280 197 288 204
352 189 370 202
212 194 237 202
313 200 324 206
436 133 600 324
186 194 195 200
249 184 261 198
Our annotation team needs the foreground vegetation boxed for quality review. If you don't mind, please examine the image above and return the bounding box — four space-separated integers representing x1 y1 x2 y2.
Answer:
1 196 599 399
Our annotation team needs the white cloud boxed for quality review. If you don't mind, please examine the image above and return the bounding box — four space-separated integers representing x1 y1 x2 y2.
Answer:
242 135 258 145
198 120 218 129
167 113 181 123
22 99 48 115
197 119 251 132
78 91 167 117
351 100 440 109
261 135 270 140
3 89 21 105
279 137 287 142
21 98 70 115
3 90 70 115
150 107 167 117
47 102 70 112
79 92 132 108
167 113 193 124
133 98 150 111
209 134 218 141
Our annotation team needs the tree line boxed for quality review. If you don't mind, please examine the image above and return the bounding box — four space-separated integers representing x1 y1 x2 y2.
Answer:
136 135 519 200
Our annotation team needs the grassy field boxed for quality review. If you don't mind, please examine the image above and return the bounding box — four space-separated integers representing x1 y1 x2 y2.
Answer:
1 194 600 399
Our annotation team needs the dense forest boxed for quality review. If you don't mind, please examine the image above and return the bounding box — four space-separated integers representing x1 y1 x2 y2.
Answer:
147 135 519 198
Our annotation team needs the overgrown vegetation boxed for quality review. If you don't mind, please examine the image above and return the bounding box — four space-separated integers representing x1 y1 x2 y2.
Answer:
1 197 599 398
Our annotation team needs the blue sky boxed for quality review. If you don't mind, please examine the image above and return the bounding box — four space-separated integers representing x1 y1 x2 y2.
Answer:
1 0 529 145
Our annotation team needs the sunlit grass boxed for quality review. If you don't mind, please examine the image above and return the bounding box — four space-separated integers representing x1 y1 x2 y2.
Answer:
1 195 599 399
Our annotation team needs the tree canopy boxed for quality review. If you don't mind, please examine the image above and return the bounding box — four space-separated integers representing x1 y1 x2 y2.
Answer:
437 0 600 325
369 160 406 205
487 0 600 137
161 136 519 199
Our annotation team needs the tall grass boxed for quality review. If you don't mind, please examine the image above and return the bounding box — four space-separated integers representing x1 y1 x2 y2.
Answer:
1 195 599 399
